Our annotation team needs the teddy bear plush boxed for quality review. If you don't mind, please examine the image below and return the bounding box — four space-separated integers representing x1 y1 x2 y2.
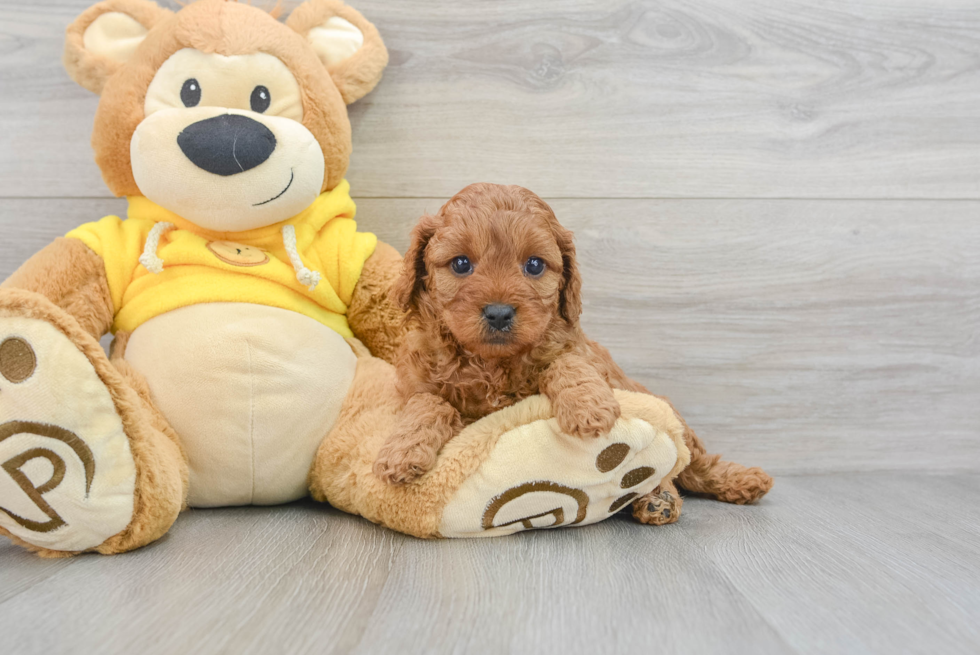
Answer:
0 0 767 557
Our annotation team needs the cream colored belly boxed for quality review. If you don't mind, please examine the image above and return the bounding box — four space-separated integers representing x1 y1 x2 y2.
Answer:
124 303 357 507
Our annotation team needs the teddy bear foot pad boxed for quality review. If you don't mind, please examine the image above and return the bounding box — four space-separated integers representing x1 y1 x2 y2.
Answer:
440 399 684 538
0 315 136 552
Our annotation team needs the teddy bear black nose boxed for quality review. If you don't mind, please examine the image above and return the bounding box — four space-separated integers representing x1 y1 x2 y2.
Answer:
177 114 277 176
483 304 516 332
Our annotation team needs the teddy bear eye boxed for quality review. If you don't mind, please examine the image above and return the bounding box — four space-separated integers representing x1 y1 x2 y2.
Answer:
450 256 473 276
180 79 201 107
524 257 545 277
250 86 271 113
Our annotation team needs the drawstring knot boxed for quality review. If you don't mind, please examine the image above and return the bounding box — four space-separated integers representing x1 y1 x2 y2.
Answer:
282 224 321 291
139 222 175 274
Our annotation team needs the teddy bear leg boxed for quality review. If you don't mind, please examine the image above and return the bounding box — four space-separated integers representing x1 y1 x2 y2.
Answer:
308 344 402 512
0 290 187 557
631 478 683 526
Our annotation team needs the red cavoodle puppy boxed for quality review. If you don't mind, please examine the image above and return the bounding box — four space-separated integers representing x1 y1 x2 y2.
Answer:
373 183 773 526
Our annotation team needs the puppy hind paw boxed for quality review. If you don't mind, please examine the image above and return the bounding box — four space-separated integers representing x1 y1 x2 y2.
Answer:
632 488 682 526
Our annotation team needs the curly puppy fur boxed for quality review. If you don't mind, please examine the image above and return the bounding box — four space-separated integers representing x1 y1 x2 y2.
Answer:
373 184 773 520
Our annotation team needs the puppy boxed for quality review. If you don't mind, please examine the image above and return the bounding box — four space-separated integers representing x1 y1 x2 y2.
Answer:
373 183 689 524
375 184 775 521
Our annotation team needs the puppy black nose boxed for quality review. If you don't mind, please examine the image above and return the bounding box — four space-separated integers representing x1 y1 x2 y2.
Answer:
177 114 276 176
483 304 516 331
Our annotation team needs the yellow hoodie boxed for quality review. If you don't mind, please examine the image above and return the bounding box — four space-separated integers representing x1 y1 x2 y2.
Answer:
66 180 377 337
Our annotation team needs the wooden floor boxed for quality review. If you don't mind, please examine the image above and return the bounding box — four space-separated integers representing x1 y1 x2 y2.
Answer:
1 472 978 655
2 0 979 653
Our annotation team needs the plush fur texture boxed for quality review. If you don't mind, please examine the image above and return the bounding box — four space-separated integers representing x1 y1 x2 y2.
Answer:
1 238 114 340
310 348 691 538
0 235 406 556
346 242 409 363
2 0 403 556
0 0 404 557
0 289 187 557
373 184 772 519
66 0 387 197
63 0 172 95
285 0 389 105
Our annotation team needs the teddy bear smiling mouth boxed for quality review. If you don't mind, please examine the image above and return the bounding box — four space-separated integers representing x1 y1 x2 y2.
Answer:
253 169 295 207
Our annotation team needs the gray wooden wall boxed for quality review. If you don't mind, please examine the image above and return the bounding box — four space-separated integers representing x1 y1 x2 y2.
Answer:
1 0 978 474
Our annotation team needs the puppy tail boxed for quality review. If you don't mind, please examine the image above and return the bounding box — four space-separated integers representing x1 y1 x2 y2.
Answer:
676 425 774 504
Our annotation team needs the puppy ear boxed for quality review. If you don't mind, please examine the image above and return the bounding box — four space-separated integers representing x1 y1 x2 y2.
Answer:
63 0 172 94
287 0 389 104
554 223 583 324
392 213 442 314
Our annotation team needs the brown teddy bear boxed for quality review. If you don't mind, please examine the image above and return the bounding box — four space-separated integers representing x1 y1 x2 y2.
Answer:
0 0 766 557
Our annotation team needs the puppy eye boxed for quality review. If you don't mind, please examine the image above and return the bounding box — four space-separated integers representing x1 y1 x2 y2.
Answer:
523 257 546 277
180 79 201 107
250 85 271 113
450 256 473 276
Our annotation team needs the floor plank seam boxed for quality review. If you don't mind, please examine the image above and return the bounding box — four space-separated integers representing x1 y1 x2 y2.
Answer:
0 560 78 610
670 519 804 655
332 529 407 655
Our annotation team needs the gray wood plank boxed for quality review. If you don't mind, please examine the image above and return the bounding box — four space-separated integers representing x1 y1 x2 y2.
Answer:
683 474 980 655
5 474 978 655
2 0 980 199
820 472 980 555
0 546 76 605
2 197 977 475
0 503 403 655
350 516 791 655
351 473 980 655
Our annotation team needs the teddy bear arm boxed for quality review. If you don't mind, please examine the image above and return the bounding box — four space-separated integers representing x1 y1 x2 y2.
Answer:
1 238 113 340
346 240 409 364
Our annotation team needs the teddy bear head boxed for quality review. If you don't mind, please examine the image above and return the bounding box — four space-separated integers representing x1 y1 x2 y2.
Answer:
63 0 387 231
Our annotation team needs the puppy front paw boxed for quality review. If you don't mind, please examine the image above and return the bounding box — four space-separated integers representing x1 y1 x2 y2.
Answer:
553 389 621 439
373 436 439 485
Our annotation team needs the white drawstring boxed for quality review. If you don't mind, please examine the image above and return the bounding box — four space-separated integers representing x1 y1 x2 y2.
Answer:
282 224 321 291
140 221 322 291
138 222 175 274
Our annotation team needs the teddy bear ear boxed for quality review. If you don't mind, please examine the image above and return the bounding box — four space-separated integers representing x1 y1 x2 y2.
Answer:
286 0 389 105
63 0 172 95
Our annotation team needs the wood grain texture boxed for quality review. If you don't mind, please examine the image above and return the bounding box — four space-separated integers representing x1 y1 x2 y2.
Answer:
0 504 404 655
2 474 979 655
2 0 980 198
350 513 791 655
2 197 976 475
678 473 980 655
0 553 75 606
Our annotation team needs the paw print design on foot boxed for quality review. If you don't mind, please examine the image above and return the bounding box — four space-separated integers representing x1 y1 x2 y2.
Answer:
0 314 136 552
438 391 687 537
599 443 661 514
